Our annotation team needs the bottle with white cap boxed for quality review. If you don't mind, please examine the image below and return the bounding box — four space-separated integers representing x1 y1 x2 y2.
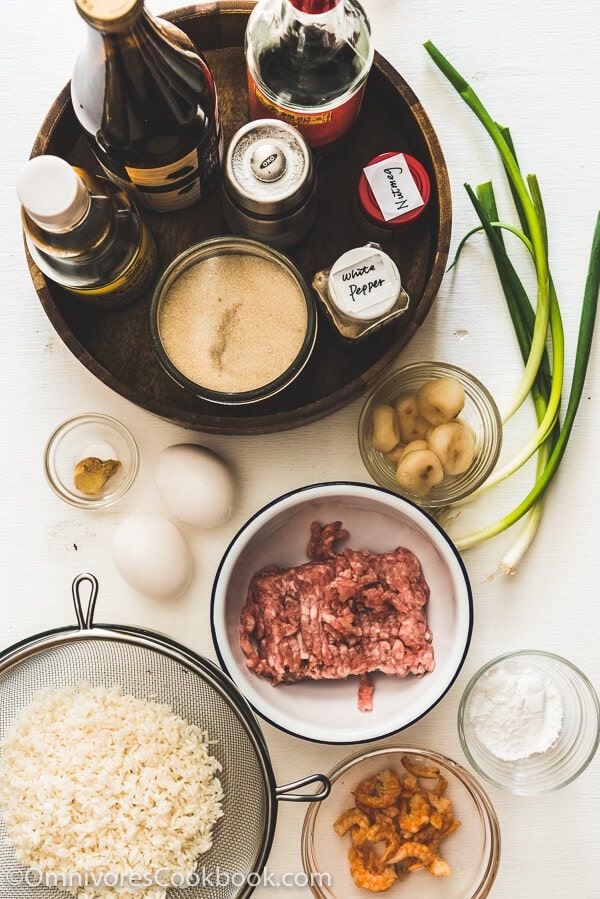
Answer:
17 155 157 307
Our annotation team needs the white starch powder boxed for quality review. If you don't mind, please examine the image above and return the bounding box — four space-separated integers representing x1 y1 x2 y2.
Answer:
467 664 564 761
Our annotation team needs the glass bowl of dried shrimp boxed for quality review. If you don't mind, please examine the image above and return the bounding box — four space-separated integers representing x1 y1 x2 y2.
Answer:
301 745 500 899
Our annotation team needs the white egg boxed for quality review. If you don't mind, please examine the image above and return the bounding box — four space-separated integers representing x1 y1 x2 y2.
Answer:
112 512 193 601
155 444 236 528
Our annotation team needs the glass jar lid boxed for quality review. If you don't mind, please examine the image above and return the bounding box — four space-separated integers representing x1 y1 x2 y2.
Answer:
327 244 404 322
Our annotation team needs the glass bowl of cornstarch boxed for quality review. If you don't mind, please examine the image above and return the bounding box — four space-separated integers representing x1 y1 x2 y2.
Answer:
458 650 600 794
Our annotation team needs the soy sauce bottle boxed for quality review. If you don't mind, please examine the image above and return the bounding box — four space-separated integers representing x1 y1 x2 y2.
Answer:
71 0 223 213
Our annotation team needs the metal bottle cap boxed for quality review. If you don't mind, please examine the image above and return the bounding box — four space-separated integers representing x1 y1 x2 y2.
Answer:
224 119 315 217
74 0 144 29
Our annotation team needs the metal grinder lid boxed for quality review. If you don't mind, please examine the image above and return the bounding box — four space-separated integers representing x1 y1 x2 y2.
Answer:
224 119 315 216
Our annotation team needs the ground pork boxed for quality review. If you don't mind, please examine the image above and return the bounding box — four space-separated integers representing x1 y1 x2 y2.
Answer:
239 521 434 711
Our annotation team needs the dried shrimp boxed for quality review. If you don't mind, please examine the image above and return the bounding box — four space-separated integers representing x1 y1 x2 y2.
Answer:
355 769 402 809
333 807 371 846
348 847 398 892
333 757 461 892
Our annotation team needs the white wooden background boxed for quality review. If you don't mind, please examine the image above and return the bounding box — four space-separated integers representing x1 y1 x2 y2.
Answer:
1 1 599 896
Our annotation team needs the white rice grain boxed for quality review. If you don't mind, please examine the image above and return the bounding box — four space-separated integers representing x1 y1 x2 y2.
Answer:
0 683 223 898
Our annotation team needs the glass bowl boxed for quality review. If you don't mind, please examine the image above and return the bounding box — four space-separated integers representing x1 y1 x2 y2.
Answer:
44 414 139 508
301 745 500 898
357 361 502 508
458 650 600 795
150 236 317 405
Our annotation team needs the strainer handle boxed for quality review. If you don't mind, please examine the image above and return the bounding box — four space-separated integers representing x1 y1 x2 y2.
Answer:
72 573 99 630
275 774 331 802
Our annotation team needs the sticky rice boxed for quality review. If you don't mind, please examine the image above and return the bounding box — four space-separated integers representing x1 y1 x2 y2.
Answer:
0 682 223 898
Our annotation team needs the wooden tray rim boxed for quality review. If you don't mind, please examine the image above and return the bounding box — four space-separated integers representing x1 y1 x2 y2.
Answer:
29 2 452 434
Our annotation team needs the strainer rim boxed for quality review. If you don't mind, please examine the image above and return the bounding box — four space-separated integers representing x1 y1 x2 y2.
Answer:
0 593 281 899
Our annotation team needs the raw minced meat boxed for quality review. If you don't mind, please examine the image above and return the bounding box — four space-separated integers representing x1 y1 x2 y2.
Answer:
239 521 434 711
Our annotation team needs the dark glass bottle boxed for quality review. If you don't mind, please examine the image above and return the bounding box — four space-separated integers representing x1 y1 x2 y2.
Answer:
245 0 373 151
71 0 223 212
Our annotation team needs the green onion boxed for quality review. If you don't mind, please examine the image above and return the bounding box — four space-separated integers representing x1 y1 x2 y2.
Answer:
450 184 564 500
454 212 599 555
473 181 561 572
424 41 600 568
423 41 551 424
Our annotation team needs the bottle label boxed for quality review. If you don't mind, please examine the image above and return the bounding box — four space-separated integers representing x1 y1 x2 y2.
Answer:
363 153 425 222
100 118 222 213
329 249 400 320
68 221 157 307
247 73 366 148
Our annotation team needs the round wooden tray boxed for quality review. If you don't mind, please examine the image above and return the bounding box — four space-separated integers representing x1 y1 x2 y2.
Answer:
29 1 452 435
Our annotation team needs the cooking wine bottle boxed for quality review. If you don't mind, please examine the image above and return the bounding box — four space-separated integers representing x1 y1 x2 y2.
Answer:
17 155 157 307
71 0 223 213
245 0 374 152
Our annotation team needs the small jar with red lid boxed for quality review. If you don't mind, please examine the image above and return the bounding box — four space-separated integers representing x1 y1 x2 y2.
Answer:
356 151 431 239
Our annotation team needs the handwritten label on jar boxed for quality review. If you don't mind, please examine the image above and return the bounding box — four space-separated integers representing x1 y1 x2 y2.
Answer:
313 244 409 340
329 248 401 321
364 153 424 222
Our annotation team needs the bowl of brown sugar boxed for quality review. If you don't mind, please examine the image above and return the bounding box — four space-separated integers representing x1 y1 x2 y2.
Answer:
150 236 317 405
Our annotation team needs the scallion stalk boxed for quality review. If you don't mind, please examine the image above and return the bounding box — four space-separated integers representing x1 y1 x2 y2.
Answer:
450 185 564 501
454 210 599 552
424 42 600 568
464 176 563 568
424 41 551 423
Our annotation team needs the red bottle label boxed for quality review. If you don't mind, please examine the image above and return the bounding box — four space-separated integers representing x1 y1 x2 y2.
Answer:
247 72 366 148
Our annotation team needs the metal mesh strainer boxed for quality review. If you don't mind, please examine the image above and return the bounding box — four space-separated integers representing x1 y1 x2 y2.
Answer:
0 574 329 899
